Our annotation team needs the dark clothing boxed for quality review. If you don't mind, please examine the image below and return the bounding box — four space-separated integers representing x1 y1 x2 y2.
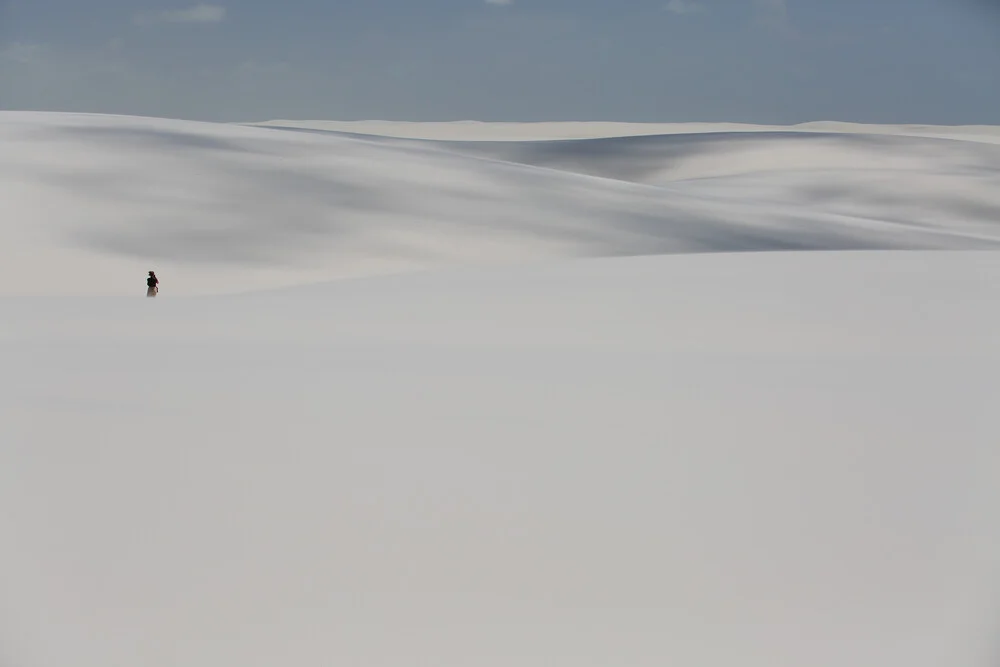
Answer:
146 273 158 297
147 275 158 288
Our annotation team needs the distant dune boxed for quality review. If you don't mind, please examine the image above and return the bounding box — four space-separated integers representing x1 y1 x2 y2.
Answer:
3 111 1000 295
245 118 1000 143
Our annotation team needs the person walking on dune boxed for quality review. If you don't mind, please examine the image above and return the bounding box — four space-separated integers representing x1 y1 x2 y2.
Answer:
146 271 159 297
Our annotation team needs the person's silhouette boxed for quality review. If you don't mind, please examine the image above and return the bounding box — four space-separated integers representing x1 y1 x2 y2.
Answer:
146 271 159 297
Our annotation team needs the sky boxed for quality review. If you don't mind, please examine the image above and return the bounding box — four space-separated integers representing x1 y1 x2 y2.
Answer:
0 0 998 124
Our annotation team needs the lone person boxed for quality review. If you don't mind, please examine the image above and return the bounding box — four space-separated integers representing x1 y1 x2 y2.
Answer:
146 271 159 297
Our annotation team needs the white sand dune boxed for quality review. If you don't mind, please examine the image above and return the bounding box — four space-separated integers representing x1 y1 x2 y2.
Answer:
2 252 999 667
2 111 999 666
3 111 1000 295
246 119 1000 143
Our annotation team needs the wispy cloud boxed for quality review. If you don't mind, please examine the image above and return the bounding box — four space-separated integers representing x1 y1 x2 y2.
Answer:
485 0 513 6
756 0 787 17
134 4 227 26
753 0 791 29
665 0 705 15
752 0 797 37
0 41 46 65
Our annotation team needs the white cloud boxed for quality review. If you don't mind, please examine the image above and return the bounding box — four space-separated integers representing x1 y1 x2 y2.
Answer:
666 0 705 15
134 4 227 26
485 0 513 6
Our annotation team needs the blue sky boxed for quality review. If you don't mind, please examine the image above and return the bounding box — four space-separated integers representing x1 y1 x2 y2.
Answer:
1 0 998 123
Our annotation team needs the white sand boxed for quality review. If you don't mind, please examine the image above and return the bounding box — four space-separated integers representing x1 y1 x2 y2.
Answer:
245 118 1000 143
3 111 1000 295
1 111 998 667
